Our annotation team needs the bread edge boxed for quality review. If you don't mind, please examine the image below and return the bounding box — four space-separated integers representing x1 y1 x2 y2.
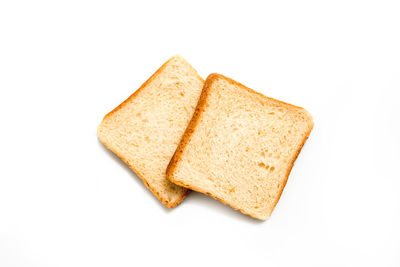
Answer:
106 55 204 119
167 73 314 219
98 136 190 208
166 73 216 185
98 55 203 208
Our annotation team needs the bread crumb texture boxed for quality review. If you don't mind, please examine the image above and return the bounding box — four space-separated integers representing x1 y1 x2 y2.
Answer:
98 55 204 208
167 74 313 219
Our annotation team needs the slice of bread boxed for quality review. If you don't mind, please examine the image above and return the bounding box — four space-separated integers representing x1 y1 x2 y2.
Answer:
167 74 313 219
98 55 204 208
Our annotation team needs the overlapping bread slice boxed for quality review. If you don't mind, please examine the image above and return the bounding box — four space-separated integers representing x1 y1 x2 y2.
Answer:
98 56 204 208
167 74 313 219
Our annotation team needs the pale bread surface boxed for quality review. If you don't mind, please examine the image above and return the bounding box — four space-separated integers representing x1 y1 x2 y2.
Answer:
167 74 313 219
98 56 204 208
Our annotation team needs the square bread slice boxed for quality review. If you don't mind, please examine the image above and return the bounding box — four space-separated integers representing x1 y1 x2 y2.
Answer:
98 55 204 208
167 74 313 219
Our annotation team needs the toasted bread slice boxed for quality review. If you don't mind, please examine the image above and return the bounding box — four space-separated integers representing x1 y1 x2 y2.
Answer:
167 74 313 219
98 56 204 208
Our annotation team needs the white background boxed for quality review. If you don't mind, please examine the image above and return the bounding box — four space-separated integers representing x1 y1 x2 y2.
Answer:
0 0 399 266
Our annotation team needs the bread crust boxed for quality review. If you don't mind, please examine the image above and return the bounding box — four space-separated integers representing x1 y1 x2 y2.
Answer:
99 138 189 208
98 55 203 208
166 74 216 180
167 73 313 219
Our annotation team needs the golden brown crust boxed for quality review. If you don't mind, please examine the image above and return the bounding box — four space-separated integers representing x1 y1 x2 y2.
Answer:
167 73 314 219
99 55 203 208
105 56 204 119
99 138 188 208
210 73 308 111
169 177 265 220
270 124 313 212
166 74 216 179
